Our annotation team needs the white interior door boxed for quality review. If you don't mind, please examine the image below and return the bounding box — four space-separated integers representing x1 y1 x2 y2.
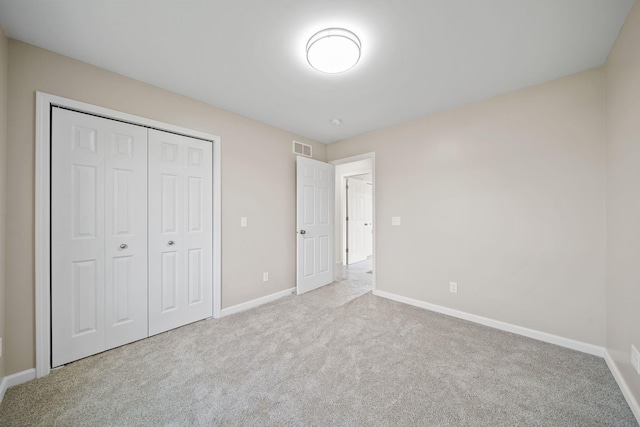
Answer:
296 156 334 294
104 117 149 350
346 177 369 265
364 181 373 258
51 108 148 367
148 129 213 335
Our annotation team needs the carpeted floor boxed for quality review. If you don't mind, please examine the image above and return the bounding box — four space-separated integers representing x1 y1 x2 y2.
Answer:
0 262 636 426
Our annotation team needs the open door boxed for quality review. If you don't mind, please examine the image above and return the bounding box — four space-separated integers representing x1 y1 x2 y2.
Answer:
296 156 335 294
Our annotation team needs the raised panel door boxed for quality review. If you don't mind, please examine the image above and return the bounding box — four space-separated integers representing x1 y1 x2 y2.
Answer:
296 156 334 294
148 129 213 335
52 108 106 367
52 108 147 366
347 178 369 264
104 123 148 349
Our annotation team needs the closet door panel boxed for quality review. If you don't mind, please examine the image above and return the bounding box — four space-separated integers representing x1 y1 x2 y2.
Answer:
52 108 106 367
104 123 148 349
52 108 148 366
184 138 213 311
148 129 212 335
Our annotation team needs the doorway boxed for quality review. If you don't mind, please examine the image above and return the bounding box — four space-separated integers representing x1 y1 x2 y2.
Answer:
331 153 375 295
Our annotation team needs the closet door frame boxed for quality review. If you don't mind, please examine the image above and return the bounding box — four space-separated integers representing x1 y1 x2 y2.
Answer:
35 92 222 378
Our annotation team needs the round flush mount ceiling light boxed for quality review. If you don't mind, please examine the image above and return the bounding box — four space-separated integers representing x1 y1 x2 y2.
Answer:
306 28 361 74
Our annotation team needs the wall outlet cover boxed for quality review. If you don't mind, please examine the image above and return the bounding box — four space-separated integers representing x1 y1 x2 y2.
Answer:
449 282 458 293
391 216 401 226
263 272 269 282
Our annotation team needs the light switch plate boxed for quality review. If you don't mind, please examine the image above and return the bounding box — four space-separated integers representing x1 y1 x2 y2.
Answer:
241 217 248 227
392 216 401 226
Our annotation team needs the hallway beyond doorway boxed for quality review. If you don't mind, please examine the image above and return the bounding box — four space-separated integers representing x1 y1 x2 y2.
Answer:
302 259 373 308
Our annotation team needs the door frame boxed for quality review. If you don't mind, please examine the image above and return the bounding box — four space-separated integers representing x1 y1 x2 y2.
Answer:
35 92 222 378
330 152 375 290
333 157 373 266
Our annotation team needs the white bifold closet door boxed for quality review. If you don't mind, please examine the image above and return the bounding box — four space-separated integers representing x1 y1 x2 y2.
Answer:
148 129 213 336
51 108 148 367
52 109 214 367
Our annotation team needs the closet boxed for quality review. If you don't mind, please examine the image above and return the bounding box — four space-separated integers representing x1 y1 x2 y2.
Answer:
51 107 213 367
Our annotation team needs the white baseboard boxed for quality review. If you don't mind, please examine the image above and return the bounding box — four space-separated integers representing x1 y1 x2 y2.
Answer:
373 290 605 357
0 368 36 403
221 287 295 317
605 350 640 424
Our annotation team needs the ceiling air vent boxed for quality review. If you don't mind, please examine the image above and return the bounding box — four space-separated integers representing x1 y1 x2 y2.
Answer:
293 141 312 158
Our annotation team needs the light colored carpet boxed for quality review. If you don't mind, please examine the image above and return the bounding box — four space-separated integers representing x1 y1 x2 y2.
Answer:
0 275 636 425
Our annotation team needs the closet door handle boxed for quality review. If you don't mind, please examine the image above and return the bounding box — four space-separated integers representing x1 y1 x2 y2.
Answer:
168 241 175 246
119 244 128 249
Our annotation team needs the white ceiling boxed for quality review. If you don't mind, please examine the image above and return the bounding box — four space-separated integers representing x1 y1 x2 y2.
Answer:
0 0 634 143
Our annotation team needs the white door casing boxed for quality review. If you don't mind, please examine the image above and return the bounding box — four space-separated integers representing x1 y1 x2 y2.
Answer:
51 108 148 367
346 177 369 265
296 156 335 294
148 129 213 335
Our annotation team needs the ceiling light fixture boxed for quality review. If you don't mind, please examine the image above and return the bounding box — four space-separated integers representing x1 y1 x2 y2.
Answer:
306 28 361 74
330 118 342 126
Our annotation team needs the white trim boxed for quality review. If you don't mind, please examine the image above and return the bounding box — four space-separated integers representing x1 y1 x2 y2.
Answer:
605 350 640 423
0 369 37 403
329 152 376 293
212 136 222 319
373 289 605 357
221 288 295 317
35 93 52 378
35 92 222 378
330 152 376 166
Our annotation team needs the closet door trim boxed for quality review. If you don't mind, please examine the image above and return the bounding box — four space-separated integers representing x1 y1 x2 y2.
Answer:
35 92 222 378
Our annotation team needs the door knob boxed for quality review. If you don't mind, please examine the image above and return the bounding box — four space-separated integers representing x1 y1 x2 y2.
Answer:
300 230 306 235
119 244 128 249
168 241 175 246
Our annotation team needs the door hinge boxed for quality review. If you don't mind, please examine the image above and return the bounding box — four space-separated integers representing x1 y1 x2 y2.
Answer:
346 216 349 221
346 248 349 253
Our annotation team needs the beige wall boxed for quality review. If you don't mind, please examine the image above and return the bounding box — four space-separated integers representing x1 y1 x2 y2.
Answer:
605 0 640 408
5 40 325 375
328 68 607 346
0 25 8 380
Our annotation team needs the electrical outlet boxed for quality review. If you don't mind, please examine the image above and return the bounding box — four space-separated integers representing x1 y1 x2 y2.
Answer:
632 345 640 374
263 272 269 282
240 217 248 227
449 282 458 293
391 217 401 226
